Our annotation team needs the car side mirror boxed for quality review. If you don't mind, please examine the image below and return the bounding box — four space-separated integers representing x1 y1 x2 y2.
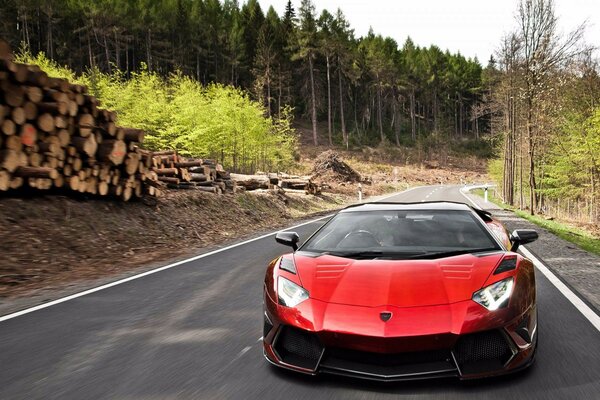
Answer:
510 229 538 251
275 232 300 251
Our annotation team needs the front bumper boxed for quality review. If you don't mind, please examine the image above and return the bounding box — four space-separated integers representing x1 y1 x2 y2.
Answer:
263 294 537 381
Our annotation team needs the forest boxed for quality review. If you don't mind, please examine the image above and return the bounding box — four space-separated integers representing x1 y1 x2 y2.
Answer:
0 0 486 148
0 0 599 221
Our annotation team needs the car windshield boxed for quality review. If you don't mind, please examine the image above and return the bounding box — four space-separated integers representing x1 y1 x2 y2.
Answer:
301 209 501 259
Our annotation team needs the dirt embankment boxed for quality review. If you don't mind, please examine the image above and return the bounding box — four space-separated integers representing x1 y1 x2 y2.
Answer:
0 149 489 301
0 190 346 298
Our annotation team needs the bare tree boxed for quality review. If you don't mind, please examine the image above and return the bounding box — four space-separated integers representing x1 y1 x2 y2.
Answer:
516 0 586 214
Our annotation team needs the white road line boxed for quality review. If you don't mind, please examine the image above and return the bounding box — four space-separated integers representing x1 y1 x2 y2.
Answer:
0 189 409 322
459 186 482 209
520 246 600 332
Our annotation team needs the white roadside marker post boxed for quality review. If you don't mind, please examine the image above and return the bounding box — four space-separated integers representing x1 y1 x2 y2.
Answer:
484 185 488 203
358 183 363 203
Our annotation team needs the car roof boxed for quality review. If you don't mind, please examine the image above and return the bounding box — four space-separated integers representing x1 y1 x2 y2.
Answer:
339 201 475 213
339 201 495 222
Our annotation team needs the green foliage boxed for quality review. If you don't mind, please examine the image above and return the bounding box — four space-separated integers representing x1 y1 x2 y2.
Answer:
473 189 600 256
1 0 488 147
17 51 297 173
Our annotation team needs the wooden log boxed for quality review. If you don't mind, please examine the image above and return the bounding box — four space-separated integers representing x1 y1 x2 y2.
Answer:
63 164 73 177
23 101 38 120
98 181 109 196
54 115 68 129
122 186 133 201
190 173 208 182
38 141 60 155
38 101 67 115
37 113 55 132
71 157 83 171
174 160 203 168
120 127 145 142
158 176 179 184
1 82 24 107
216 170 231 180
5 135 22 151
155 167 179 177
11 107 26 125
230 173 270 190
72 135 98 158
67 101 78 117
19 123 37 147
10 63 29 83
68 175 80 191
0 170 9 191
47 77 70 92
109 184 123 197
24 86 43 103
152 150 177 156
0 149 20 172
97 139 126 165
53 174 64 188
124 152 141 175
1 119 16 136
14 166 58 179
77 113 95 137
10 176 23 190
25 68 48 87
28 152 42 167
54 129 70 147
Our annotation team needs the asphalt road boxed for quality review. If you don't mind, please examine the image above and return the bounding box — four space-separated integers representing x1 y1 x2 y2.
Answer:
1 185 599 399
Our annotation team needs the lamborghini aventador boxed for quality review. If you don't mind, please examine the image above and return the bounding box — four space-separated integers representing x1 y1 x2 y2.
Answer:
263 202 539 381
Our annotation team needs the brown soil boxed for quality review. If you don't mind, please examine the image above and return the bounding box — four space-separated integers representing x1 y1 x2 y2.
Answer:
0 145 489 301
0 190 348 298
311 150 362 183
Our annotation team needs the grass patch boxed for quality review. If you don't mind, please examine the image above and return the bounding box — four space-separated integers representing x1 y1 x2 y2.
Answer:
512 211 600 256
472 189 600 256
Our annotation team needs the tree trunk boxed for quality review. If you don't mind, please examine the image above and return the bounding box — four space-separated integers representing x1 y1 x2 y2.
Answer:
326 54 332 146
308 54 318 146
337 58 347 149
409 88 416 141
377 79 384 143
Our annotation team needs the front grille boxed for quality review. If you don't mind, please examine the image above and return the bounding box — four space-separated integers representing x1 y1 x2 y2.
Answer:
319 347 457 380
273 326 323 370
453 329 514 375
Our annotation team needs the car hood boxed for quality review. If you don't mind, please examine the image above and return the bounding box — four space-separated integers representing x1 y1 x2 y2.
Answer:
294 253 504 307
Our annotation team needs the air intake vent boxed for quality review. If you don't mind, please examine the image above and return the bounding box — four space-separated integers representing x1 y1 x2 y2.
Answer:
273 326 323 370
494 256 517 275
453 330 514 375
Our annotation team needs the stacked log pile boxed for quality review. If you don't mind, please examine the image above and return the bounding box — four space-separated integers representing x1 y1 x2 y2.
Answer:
0 39 158 200
0 39 322 200
145 150 232 194
231 172 321 195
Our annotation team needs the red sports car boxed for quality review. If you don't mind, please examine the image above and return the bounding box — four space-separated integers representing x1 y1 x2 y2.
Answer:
263 202 539 381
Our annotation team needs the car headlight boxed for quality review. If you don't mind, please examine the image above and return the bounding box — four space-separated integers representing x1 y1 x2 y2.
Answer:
472 277 514 311
278 277 309 307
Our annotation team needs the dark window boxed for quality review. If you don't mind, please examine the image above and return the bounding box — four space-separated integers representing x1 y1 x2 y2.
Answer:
301 210 500 259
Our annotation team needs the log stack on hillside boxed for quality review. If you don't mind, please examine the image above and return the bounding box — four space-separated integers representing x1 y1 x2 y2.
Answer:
231 172 321 194
144 149 232 194
0 38 323 200
0 39 159 200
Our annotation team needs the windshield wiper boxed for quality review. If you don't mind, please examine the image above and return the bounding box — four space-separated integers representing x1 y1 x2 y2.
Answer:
407 248 500 260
